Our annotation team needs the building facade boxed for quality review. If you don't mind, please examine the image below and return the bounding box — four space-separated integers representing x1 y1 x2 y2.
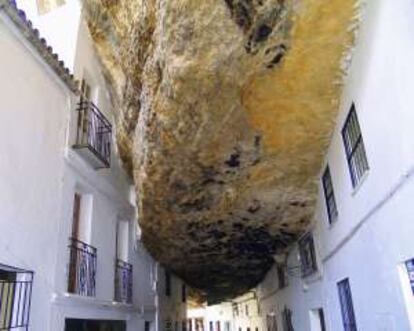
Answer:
188 302 233 331
256 0 414 330
0 1 186 330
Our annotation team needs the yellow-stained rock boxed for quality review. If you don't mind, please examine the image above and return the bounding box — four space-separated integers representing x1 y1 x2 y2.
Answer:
83 0 359 302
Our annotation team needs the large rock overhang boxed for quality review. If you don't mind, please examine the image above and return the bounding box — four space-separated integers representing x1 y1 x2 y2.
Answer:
83 0 359 303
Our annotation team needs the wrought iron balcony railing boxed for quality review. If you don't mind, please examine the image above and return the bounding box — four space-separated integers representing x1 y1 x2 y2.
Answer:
67 238 97 297
72 100 112 169
114 259 133 304
0 264 34 331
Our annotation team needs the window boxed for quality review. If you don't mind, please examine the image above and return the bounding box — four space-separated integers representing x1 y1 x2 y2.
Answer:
277 264 287 289
405 259 414 294
0 264 34 330
298 233 317 277
182 284 186 302
282 307 294 331
342 103 369 188
322 166 338 224
309 309 326 331
165 271 171 297
337 278 357 331
68 193 96 297
233 303 239 316
266 314 278 331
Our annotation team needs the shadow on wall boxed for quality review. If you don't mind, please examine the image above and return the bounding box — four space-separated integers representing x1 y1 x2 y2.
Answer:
65 319 126 331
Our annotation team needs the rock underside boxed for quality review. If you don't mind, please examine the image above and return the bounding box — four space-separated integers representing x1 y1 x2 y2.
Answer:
83 0 359 303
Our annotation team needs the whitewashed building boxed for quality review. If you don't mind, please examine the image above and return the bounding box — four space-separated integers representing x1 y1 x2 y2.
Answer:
256 0 414 330
188 302 233 331
155 267 188 331
0 0 186 330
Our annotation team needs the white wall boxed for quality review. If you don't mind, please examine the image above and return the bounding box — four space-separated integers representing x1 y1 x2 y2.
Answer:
232 293 262 331
0 14 71 331
0 5 158 331
257 0 414 330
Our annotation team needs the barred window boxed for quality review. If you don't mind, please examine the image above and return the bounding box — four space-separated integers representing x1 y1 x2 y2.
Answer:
322 166 338 224
337 279 358 331
298 233 317 277
0 265 34 330
342 103 369 188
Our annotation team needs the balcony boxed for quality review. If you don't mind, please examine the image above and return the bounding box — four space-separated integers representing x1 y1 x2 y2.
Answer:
0 264 34 330
114 259 133 304
72 100 112 169
67 238 97 297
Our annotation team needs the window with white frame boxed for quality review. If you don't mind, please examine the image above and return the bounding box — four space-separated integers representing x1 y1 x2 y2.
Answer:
322 165 338 224
342 103 369 188
298 233 317 277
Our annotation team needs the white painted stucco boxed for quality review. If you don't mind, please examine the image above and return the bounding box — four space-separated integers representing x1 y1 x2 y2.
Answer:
0 3 161 330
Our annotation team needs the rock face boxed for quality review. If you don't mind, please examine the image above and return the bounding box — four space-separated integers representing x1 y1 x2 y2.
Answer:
83 0 359 303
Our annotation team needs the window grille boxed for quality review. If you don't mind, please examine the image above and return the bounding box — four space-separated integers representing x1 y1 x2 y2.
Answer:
337 278 357 331
342 104 369 187
67 238 97 297
114 259 133 303
0 264 34 331
322 166 338 223
298 233 317 277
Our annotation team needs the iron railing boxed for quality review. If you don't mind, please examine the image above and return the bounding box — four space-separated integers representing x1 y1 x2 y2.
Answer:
0 264 34 331
67 238 97 297
73 100 112 168
114 259 133 304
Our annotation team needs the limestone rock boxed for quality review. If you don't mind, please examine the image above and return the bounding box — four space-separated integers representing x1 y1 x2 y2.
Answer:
83 0 359 303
